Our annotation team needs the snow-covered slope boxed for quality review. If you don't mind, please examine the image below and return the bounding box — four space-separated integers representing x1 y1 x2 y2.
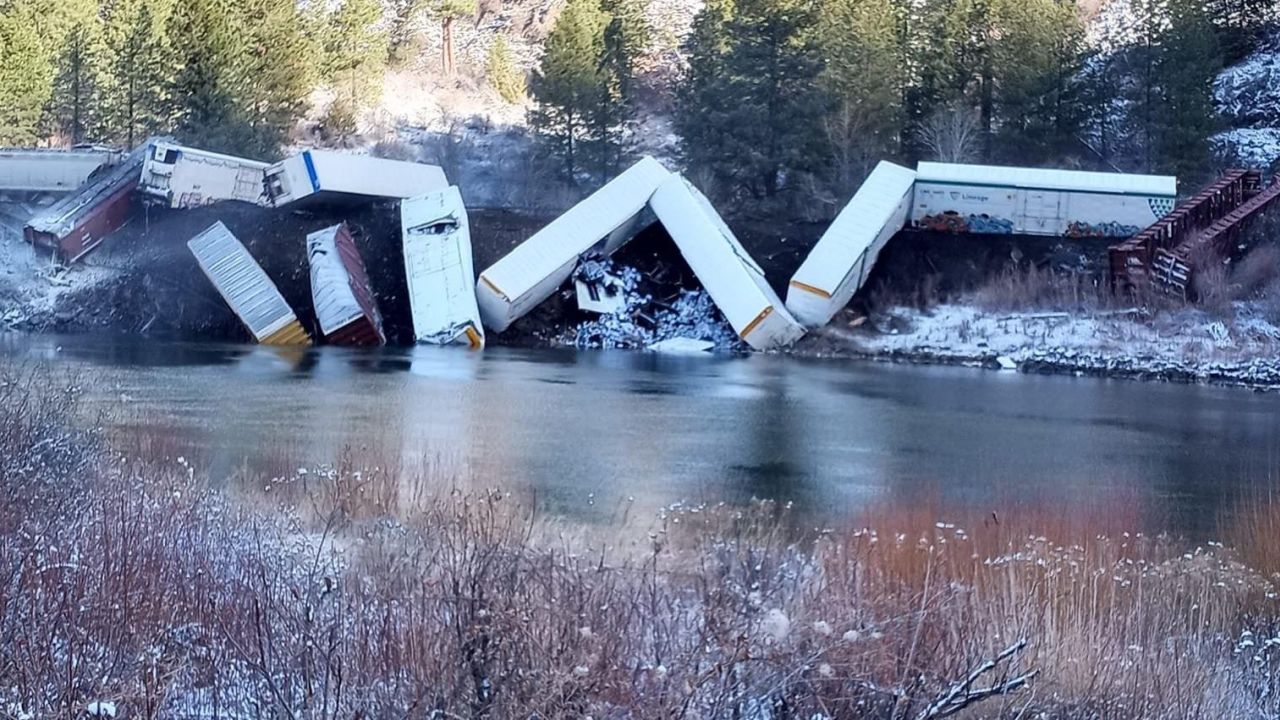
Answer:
1213 32 1280 170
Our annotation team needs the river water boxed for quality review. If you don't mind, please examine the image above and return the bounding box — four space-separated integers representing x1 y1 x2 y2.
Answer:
5 333 1279 536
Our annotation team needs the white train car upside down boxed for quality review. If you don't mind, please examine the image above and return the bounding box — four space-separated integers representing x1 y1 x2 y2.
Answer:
912 162 1177 238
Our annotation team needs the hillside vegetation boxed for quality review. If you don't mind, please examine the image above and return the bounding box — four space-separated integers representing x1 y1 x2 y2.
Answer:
0 0 1276 213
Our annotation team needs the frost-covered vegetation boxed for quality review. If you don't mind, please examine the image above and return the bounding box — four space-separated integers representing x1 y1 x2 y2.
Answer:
6 362 1280 718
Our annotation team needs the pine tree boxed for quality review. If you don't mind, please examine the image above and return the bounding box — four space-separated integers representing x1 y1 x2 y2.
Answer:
101 0 171 148
600 0 648 103
486 36 526 104
49 20 106 144
1153 0 1221 179
432 0 477 75
529 0 613 179
677 0 827 199
387 0 422 65
165 0 253 153
989 0 1088 164
237 0 315 158
325 0 387 136
675 0 735 186
0 2 54 145
817 0 902 190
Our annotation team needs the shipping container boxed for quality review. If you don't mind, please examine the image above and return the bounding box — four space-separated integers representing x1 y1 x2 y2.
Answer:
23 141 151 263
787 161 916 328
648 175 806 350
476 156 671 332
188 221 311 345
401 186 484 347
263 150 448 208
307 223 386 346
0 146 123 192
139 142 269 208
912 162 1177 237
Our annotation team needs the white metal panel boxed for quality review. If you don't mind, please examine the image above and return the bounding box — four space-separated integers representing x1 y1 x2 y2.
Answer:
649 175 806 350
786 161 916 328
476 156 670 332
307 225 364 336
265 150 449 207
140 143 269 208
188 221 299 341
916 162 1176 197
0 148 121 191
402 186 485 346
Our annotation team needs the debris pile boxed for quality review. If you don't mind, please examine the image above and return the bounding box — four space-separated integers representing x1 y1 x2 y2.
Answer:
566 259 742 351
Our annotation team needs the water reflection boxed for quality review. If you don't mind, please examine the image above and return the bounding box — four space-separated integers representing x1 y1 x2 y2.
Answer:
4 332 1279 536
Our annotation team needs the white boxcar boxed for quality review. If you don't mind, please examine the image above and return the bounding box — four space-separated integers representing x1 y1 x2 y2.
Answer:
188 221 310 345
912 162 1177 237
787 161 916 328
263 150 448 207
0 147 123 192
139 142 269 208
476 156 670 332
307 223 386 346
649 175 806 350
401 186 485 348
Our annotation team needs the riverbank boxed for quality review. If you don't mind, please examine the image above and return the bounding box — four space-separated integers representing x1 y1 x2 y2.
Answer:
792 301 1280 390
4 363 1280 719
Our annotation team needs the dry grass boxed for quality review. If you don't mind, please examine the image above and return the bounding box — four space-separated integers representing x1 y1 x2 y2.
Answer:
4 367 1280 719
969 265 1118 313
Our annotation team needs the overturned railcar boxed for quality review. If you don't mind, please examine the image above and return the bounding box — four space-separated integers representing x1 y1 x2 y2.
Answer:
139 142 269 208
23 141 152 263
787 161 916 328
912 162 1176 237
307 223 386 346
476 156 671 332
263 150 448 208
0 146 122 192
188 221 311 346
402 186 484 348
649 175 806 350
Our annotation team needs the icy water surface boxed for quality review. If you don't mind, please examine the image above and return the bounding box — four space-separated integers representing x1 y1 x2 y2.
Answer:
6 333 1280 536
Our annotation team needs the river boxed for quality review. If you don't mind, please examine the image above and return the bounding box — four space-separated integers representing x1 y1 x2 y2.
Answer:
5 333 1279 537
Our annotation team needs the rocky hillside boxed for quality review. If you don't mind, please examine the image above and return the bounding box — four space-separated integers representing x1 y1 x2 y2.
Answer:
1213 31 1280 170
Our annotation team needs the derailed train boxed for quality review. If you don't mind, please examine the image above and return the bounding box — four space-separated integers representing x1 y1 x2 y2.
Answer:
14 140 1179 348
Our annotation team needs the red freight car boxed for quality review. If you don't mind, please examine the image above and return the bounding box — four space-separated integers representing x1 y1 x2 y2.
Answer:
23 141 153 263
306 223 386 346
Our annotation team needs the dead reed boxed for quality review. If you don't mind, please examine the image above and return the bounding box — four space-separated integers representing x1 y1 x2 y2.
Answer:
4 366 1280 719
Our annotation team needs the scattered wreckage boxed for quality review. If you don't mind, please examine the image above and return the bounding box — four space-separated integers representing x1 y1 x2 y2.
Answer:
476 156 803 351
476 156 670 333
22 135 1280 355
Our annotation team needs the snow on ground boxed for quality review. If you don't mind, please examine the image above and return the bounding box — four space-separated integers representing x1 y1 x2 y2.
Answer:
823 303 1280 386
0 201 121 330
1213 31 1280 170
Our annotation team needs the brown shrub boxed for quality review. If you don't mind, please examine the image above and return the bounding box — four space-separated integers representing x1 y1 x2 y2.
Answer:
970 265 1114 313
